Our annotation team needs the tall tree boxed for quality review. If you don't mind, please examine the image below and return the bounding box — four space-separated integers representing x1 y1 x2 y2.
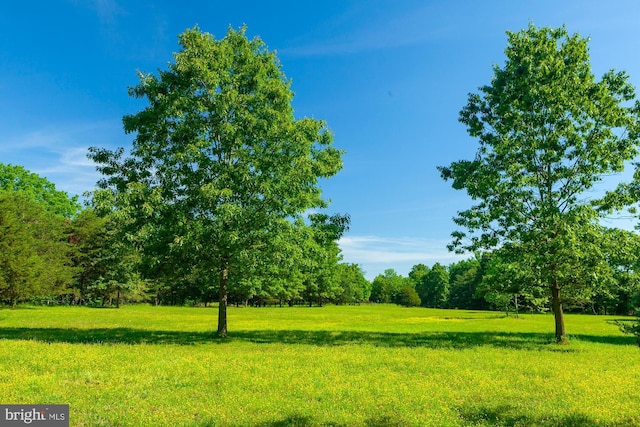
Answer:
69 208 110 301
70 208 145 307
416 263 449 308
370 269 406 303
299 214 349 306
89 27 343 336
334 263 371 304
408 263 430 289
439 24 640 342
448 256 488 310
0 192 75 305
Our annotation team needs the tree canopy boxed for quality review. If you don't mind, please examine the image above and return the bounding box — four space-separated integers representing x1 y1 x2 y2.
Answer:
89 26 344 336
416 262 449 308
439 24 640 342
0 163 80 218
0 192 75 305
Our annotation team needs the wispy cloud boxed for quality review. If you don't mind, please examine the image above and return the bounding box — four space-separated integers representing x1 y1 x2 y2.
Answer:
3 120 124 197
87 0 126 25
280 4 458 57
37 146 102 198
339 235 466 279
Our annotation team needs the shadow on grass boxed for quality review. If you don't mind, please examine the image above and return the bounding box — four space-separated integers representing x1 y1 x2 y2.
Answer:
571 333 636 346
202 409 637 427
200 414 408 426
457 404 634 427
0 326 635 349
230 329 566 350
0 327 215 345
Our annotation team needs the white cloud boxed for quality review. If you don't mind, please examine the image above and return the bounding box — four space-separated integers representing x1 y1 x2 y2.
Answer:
338 235 467 279
3 120 125 197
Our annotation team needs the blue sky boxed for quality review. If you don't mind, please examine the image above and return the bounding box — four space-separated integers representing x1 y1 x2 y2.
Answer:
2 1 640 279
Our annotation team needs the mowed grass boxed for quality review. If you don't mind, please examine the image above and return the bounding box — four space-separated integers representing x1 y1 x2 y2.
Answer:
0 305 639 426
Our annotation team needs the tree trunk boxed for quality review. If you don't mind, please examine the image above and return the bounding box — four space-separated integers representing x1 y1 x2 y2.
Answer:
551 280 567 344
217 265 229 337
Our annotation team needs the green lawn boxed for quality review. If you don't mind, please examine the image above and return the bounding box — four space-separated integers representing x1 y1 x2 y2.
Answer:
0 304 638 426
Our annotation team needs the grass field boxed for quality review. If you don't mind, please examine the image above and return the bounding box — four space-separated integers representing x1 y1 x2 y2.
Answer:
0 304 639 426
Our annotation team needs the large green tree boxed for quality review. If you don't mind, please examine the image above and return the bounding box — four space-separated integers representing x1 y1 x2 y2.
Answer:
439 24 640 342
89 27 343 336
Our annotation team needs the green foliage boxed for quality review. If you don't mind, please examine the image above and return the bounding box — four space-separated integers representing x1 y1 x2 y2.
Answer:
600 158 640 224
408 263 429 288
439 24 640 342
334 263 371 304
299 214 350 306
447 256 489 310
0 192 75 305
416 263 449 308
69 208 112 300
0 163 80 218
480 248 550 315
69 208 146 306
593 228 640 315
370 269 406 303
618 316 640 346
88 26 343 335
396 285 422 307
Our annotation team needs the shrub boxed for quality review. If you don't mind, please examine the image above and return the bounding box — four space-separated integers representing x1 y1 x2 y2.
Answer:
396 285 421 307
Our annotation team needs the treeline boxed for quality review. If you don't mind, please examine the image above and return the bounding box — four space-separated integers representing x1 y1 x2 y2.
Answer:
372 230 640 316
0 163 370 308
3 162 639 318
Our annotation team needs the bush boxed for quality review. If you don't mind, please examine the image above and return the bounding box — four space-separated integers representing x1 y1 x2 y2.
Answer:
396 285 421 307
618 317 640 346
